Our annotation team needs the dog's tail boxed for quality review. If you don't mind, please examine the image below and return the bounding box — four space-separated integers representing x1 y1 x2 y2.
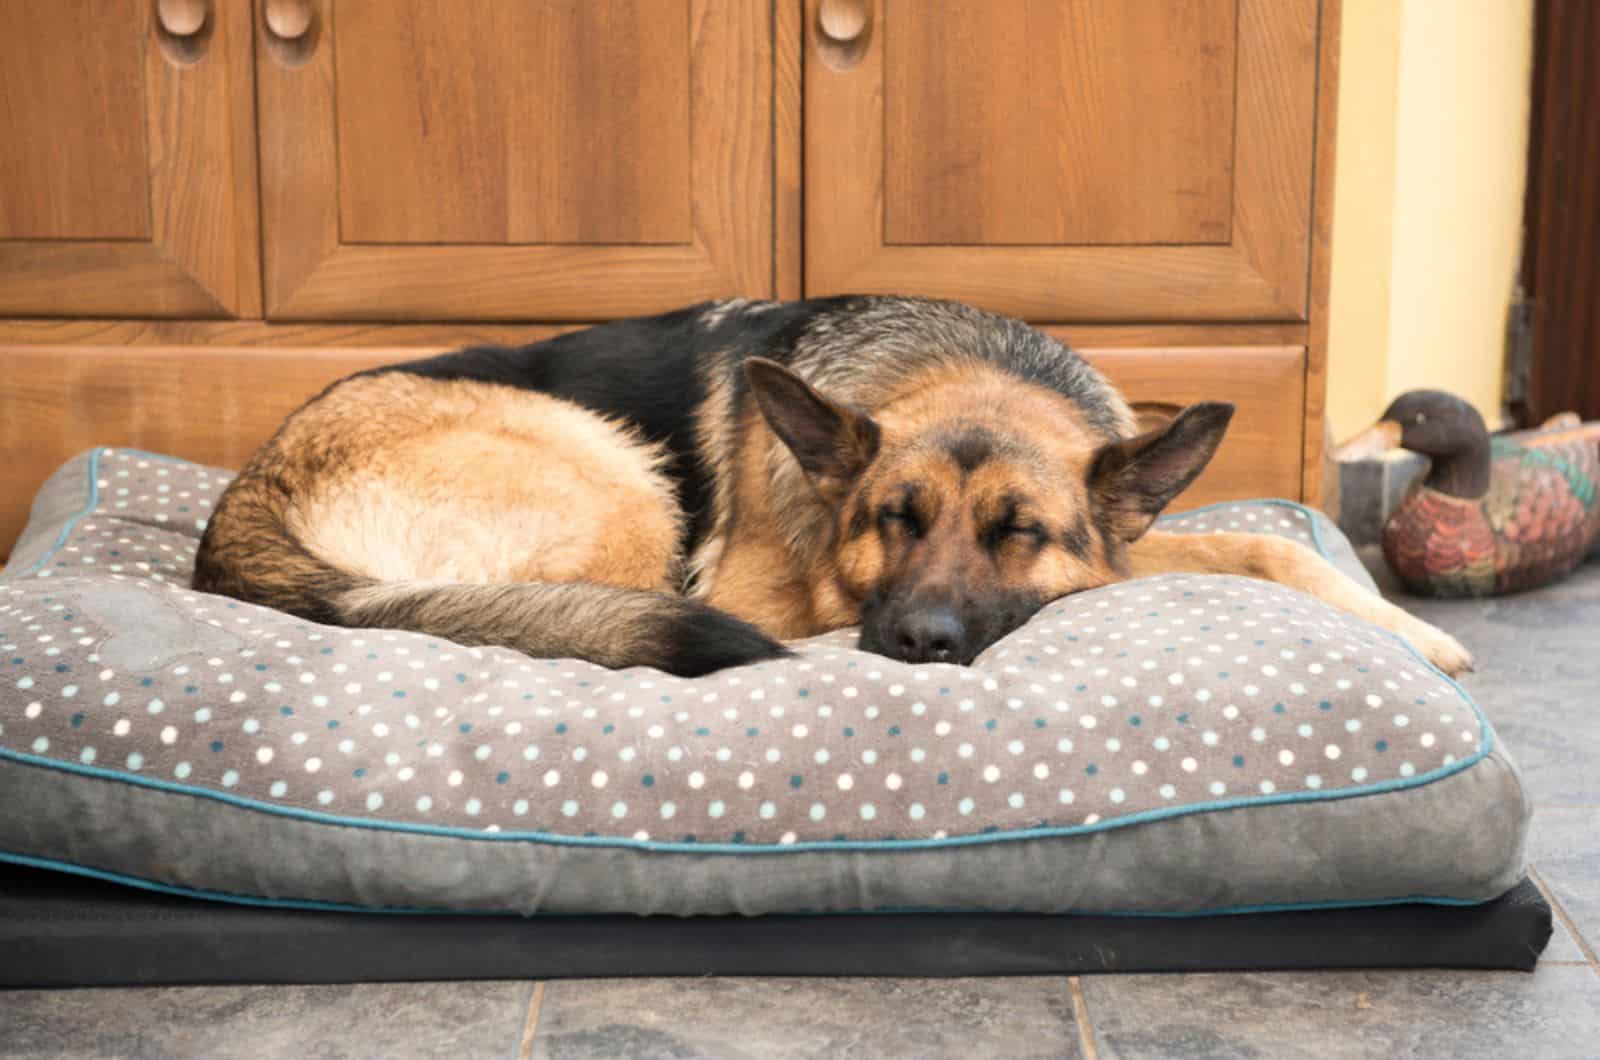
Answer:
193 495 787 677
332 579 789 676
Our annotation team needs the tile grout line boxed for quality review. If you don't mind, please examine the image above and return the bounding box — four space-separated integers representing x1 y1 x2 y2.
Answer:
517 981 547 1060
1529 865 1600 967
1067 976 1101 1060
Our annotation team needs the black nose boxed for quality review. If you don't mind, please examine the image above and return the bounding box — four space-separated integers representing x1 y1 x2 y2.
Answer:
893 608 966 663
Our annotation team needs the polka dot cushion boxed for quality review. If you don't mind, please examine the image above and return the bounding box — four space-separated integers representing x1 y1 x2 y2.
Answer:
0 449 1529 916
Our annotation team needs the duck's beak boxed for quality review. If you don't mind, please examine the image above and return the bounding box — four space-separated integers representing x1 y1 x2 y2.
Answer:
1332 419 1402 462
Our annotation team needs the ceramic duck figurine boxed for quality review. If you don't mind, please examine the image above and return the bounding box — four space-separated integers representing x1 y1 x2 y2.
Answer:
1338 391 1600 597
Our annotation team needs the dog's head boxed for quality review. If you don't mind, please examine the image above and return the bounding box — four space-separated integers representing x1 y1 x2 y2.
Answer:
745 358 1233 665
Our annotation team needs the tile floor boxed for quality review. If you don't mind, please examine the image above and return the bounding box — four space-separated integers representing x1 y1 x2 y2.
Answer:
4 557 1598 1059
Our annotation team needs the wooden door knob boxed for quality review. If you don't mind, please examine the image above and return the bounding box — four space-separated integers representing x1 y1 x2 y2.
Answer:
265 0 315 41
818 0 869 43
156 0 208 37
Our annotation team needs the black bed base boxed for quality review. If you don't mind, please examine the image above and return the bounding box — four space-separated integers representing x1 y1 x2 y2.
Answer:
0 864 1551 988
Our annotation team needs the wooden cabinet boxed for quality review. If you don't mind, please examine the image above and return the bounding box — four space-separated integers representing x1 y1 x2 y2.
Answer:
0 0 1341 555
0 0 260 318
805 0 1319 322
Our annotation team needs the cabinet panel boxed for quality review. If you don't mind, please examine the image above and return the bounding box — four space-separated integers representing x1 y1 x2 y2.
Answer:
1076 345 1306 510
0 3 150 240
336 0 690 245
0 0 261 317
807 0 1320 321
258 0 769 320
885 0 1234 246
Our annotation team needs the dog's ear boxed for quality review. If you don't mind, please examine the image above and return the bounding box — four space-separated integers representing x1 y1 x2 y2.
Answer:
744 358 881 497
1088 402 1234 541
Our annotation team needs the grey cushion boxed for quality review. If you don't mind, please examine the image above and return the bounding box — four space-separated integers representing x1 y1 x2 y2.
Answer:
0 448 1529 915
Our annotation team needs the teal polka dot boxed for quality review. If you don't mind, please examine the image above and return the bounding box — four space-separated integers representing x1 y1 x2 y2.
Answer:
789 775 803 789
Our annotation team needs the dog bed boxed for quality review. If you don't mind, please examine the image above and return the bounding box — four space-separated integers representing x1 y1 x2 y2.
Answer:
0 449 1547 982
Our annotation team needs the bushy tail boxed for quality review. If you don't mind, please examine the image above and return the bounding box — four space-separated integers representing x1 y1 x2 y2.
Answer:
334 580 788 676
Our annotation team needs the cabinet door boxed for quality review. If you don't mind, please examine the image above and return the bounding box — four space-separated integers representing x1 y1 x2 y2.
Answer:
256 0 771 321
806 0 1319 321
0 1 261 317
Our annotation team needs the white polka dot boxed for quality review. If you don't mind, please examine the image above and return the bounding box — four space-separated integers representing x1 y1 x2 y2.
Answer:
909 803 926 820
809 803 827 821
983 765 1000 783
269 781 287 798
591 770 609 788
562 800 580 817
1278 749 1295 766
256 747 274 764
837 773 854 790
1180 757 1198 772
1351 766 1369 782
957 798 975 815
416 796 433 812
1305 774 1323 790
1400 761 1416 777
689 770 706 789
611 801 629 818
544 770 560 786
1209 781 1226 796
660 802 677 819
1324 744 1342 760
1259 780 1276 794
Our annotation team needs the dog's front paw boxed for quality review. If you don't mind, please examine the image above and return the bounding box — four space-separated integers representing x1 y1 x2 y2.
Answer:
1403 617 1474 677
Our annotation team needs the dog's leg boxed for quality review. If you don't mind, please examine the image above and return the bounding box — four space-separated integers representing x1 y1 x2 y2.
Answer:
1127 531 1474 676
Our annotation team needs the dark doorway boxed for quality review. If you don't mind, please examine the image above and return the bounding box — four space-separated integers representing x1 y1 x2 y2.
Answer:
1517 0 1600 424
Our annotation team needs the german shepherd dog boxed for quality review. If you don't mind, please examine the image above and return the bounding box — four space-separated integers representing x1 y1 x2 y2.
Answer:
193 297 1471 678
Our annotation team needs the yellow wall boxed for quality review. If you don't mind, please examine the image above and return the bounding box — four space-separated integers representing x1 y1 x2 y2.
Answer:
1326 0 1533 438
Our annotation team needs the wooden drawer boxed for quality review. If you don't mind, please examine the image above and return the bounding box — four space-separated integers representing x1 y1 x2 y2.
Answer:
1077 344 1306 511
0 342 1302 557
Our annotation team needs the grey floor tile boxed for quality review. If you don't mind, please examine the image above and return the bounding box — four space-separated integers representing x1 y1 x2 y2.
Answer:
1530 806 1600 958
530 977 1081 1060
1081 966 1600 1060
1380 557 1600 805
0 980 535 1060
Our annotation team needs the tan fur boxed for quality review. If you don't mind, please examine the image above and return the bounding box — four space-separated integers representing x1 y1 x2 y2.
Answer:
282 375 682 592
1129 531 1473 673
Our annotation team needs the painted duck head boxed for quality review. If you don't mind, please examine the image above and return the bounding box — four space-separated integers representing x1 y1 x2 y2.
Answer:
1334 390 1491 498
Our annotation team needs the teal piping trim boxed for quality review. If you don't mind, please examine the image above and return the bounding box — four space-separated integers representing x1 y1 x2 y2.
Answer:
3 447 105 579
0 849 1489 918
